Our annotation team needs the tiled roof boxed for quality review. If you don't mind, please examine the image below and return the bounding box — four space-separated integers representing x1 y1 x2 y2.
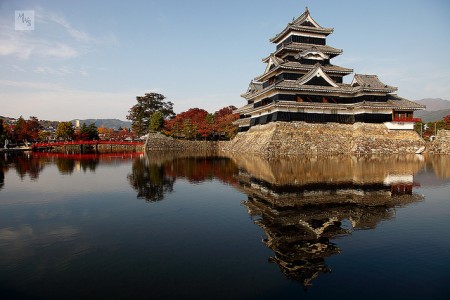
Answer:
265 43 343 60
296 64 339 87
352 74 396 90
276 79 397 94
237 97 425 115
270 8 333 43
235 103 254 113
275 80 349 92
283 61 353 74
385 95 426 110
246 81 263 93
255 61 353 81
242 73 400 100
270 25 334 43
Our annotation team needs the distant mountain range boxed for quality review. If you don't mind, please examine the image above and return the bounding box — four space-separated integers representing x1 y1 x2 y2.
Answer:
71 119 131 130
414 98 450 122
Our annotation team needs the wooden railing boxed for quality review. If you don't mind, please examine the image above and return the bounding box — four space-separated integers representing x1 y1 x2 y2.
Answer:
392 118 422 123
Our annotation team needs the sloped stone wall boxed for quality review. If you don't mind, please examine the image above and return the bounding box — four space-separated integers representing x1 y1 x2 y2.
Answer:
146 123 426 156
350 123 425 155
146 133 219 153
221 122 425 156
427 130 450 154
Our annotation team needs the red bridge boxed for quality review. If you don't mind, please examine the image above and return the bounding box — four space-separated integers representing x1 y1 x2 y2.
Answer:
32 140 145 153
33 140 144 148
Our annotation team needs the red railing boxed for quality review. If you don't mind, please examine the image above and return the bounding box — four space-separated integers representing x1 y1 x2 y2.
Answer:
392 118 422 123
33 140 144 148
31 152 143 160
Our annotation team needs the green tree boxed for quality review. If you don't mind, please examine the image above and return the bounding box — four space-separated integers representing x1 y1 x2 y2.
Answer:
183 120 197 140
127 93 175 136
13 116 27 142
38 130 51 142
0 119 5 144
56 121 75 141
149 111 164 132
78 123 99 140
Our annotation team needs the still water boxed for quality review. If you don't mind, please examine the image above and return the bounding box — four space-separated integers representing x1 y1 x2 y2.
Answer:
0 152 449 299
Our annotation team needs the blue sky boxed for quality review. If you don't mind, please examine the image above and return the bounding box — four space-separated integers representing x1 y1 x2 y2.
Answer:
1 0 449 121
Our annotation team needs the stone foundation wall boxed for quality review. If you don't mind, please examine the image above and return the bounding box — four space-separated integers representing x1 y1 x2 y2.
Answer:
428 130 450 154
50 143 144 153
146 133 219 153
221 122 425 156
146 123 426 156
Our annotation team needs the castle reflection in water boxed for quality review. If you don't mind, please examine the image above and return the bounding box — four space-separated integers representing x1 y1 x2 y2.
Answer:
125 151 430 286
2 151 444 287
229 154 425 286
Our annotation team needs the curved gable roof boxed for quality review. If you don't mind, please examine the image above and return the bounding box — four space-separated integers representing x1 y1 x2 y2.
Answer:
297 64 339 87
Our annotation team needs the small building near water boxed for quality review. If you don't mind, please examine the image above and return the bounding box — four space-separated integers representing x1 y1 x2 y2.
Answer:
235 7 425 132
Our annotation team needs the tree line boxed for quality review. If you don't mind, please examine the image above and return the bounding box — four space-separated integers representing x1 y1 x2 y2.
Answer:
126 92 239 140
1 92 238 146
414 115 450 139
0 117 104 145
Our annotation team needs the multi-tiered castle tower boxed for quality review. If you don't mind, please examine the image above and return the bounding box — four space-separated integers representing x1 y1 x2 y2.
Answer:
235 7 424 132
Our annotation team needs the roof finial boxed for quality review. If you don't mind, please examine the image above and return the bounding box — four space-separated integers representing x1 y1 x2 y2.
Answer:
305 6 309 13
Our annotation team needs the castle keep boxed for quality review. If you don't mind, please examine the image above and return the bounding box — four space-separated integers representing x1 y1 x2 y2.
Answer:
235 8 424 132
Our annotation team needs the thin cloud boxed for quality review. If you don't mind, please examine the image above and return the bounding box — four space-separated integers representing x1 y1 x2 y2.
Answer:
0 79 66 91
33 65 89 77
34 66 71 76
45 11 94 43
0 24 79 59
38 9 118 45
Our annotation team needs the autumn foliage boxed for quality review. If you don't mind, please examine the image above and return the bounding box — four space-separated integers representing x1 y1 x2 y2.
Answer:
444 115 450 129
1 116 42 143
163 106 238 140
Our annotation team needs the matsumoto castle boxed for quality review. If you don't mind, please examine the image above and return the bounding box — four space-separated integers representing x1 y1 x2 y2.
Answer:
235 8 424 132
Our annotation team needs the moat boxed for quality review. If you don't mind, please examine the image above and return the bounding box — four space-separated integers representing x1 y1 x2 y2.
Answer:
1 152 449 299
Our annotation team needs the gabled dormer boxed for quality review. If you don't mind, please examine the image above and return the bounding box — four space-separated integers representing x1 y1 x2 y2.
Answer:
295 49 330 65
263 55 283 74
246 81 263 94
351 74 397 92
296 50 329 61
297 64 338 87
291 7 323 28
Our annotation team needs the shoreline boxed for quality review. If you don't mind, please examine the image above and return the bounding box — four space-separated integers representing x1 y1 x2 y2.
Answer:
146 122 450 156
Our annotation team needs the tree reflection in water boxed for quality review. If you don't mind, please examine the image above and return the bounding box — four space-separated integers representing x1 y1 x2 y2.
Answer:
127 151 239 202
127 152 429 286
128 155 175 202
0 152 134 190
0 156 6 190
1 151 447 288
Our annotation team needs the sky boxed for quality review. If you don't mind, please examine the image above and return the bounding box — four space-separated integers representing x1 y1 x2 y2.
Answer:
1 0 449 121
